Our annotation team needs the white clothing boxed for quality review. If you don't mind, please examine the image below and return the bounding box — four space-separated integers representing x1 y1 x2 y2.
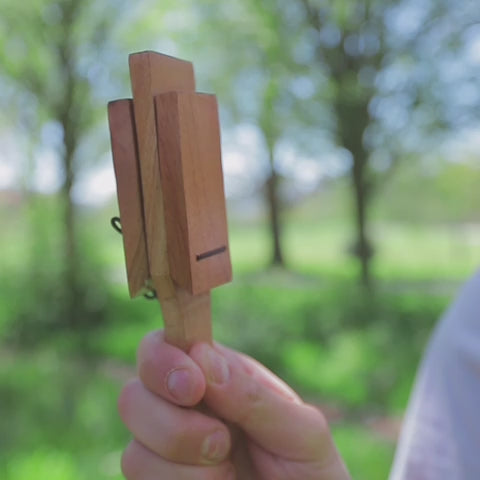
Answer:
389 270 480 480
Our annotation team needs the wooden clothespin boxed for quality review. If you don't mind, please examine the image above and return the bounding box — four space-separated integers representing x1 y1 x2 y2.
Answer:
108 51 232 351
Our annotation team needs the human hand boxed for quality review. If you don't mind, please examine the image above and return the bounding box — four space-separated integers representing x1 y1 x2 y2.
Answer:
118 330 351 479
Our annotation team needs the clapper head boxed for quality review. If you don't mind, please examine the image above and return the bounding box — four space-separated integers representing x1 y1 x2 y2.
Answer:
108 51 232 299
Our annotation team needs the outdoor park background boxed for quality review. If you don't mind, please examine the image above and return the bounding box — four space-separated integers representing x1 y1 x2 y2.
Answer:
1 0 480 479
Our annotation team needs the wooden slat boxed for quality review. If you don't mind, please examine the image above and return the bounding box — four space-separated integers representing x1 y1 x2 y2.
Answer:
155 92 232 295
108 99 149 298
128 51 196 298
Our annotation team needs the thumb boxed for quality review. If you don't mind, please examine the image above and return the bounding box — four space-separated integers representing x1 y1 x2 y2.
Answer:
189 343 338 464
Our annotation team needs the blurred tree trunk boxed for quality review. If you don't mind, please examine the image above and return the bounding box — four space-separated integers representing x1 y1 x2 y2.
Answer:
336 100 374 288
351 150 373 288
61 125 80 328
265 149 284 266
56 0 82 327
260 77 285 267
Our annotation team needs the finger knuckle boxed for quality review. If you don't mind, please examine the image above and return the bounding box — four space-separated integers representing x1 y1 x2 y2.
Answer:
162 421 193 460
236 380 262 425
163 433 184 461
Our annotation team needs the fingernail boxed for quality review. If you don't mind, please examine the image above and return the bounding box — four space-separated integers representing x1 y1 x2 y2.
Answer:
205 346 230 385
202 429 229 463
166 368 193 401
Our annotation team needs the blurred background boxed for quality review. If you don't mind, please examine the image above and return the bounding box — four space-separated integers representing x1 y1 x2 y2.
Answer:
1 0 480 478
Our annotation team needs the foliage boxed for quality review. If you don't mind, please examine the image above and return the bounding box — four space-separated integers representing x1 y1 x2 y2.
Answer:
0 196 109 347
333 424 395 480
374 159 480 224
0 349 126 480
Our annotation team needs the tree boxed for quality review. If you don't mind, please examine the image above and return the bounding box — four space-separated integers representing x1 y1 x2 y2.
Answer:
297 0 480 287
0 0 177 337
298 0 385 287
0 0 100 332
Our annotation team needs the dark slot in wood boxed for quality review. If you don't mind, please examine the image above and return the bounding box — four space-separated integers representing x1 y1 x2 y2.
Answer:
196 246 227 262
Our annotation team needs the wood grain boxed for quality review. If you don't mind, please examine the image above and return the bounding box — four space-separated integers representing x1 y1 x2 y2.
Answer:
108 99 149 298
155 92 232 295
128 51 196 298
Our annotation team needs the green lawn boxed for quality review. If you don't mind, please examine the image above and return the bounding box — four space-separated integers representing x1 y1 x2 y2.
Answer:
1 212 479 480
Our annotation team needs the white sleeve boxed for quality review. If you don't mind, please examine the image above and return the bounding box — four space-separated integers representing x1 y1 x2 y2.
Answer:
389 269 480 480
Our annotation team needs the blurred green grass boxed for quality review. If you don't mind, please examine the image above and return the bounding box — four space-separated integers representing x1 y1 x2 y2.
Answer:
1 204 479 479
333 424 396 479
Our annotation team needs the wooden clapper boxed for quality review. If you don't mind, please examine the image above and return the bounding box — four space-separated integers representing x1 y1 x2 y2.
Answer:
108 51 232 351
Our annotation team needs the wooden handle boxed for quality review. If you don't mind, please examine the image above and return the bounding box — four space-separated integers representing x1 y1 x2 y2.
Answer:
159 288 212 351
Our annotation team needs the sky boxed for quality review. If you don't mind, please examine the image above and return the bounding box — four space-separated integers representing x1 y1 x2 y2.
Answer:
0 121 346 206
1 120 479 208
